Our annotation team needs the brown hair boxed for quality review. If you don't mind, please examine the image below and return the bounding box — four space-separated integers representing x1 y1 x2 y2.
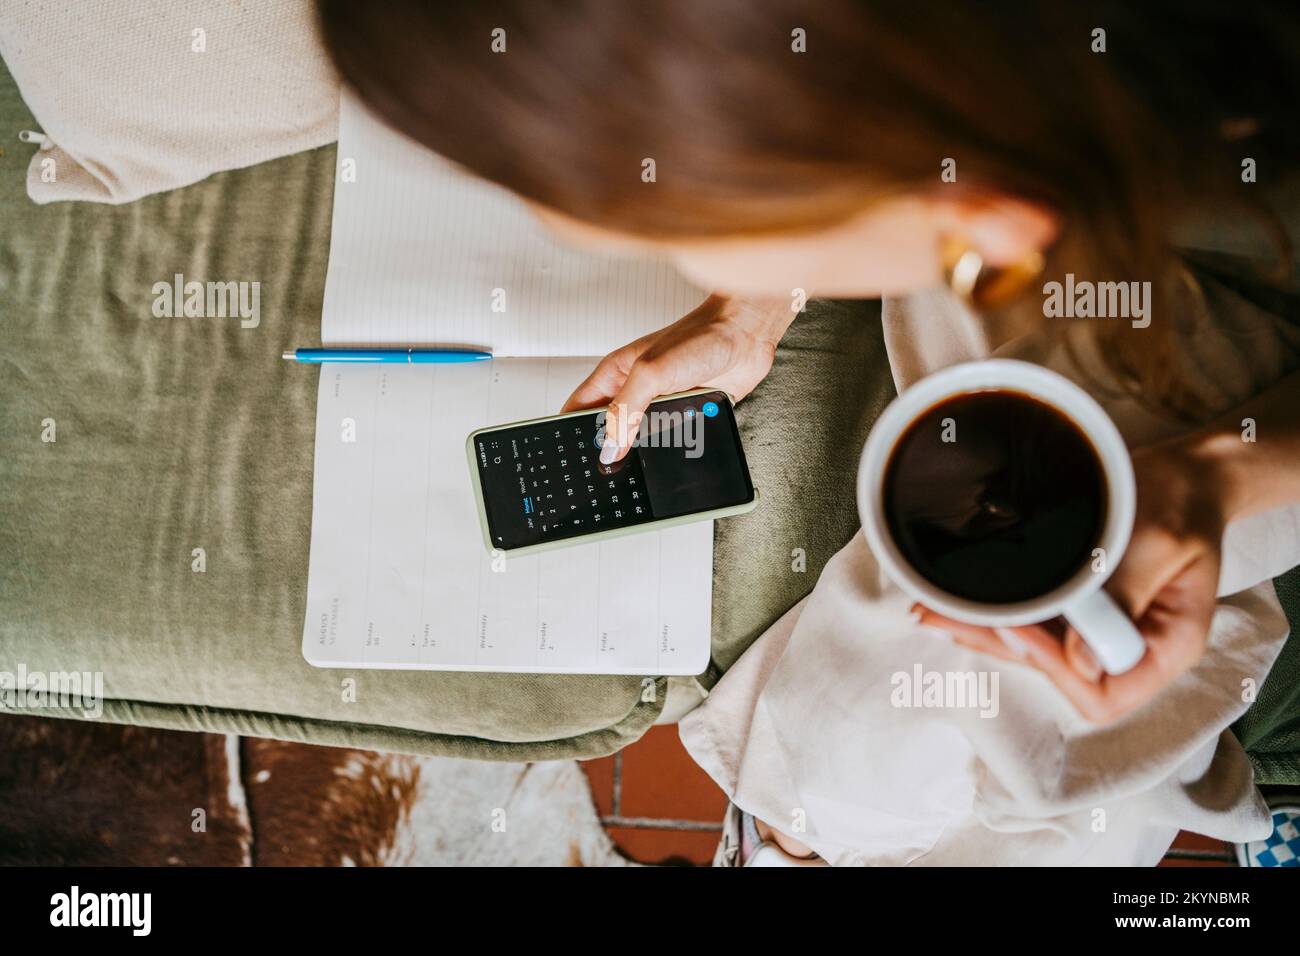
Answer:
319 0 1300 411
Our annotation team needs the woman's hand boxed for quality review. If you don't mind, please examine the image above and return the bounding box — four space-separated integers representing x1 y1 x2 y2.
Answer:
917 435 1228 725
563 293 795 463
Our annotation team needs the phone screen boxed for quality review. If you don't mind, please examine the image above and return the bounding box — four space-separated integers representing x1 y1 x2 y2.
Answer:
472 390 754 551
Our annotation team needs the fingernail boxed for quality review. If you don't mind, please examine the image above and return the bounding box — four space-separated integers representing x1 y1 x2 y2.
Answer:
994 627 1027 659
906 604 923 625
918 624 952 642
599 437 618 465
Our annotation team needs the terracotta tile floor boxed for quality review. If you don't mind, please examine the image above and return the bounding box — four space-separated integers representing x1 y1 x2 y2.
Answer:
1161 830 1236 866
583 725 1238 867
581 725 727 866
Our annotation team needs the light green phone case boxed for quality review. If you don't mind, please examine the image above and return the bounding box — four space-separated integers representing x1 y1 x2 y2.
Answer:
466 389 759 557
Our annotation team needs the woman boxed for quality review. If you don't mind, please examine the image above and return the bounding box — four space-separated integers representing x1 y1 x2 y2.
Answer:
318 0 1300 863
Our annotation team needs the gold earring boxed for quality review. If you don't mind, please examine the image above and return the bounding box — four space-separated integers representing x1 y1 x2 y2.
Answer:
940 236 1044 311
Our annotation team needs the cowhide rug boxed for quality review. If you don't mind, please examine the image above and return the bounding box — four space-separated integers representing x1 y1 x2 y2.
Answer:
0 716 629 866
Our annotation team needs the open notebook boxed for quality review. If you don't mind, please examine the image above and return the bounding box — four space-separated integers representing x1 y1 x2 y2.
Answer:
302 93 710 674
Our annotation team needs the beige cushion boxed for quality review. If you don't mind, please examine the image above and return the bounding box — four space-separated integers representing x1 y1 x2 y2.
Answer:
0 0 338 204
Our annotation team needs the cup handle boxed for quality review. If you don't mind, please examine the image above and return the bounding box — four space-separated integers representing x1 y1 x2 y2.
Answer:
1063 589 1146 675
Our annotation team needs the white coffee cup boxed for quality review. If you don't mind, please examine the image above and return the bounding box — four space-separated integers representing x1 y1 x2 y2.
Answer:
857 359 1145 675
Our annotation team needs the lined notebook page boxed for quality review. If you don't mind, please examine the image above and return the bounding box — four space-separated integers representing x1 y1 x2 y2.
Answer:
321 90 705 352
303 93 715 674
304 359 713 674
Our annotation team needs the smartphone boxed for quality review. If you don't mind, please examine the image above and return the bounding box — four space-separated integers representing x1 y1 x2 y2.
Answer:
467 389 757 556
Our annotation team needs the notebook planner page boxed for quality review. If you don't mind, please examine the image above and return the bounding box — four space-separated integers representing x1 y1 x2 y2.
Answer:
321 91 705 353
303 357 713 674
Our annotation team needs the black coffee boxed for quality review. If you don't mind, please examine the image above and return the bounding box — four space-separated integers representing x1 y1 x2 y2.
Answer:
882 390 1106 604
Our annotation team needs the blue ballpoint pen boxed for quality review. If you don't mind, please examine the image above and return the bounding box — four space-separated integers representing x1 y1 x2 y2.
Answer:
282 347 492 364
